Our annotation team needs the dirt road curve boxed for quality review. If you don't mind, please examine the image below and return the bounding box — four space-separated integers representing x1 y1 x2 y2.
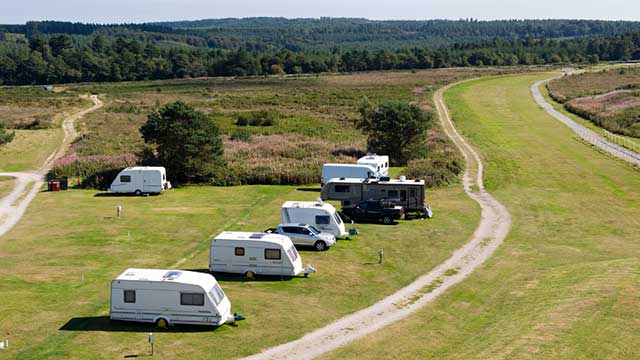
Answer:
0 95 103 238
531 77 640 167
242 84 511 360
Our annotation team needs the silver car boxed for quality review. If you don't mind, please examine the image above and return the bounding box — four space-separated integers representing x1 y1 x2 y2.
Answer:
277 223 337 251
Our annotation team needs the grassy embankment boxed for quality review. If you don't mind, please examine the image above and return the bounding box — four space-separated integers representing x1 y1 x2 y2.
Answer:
321 72 640 359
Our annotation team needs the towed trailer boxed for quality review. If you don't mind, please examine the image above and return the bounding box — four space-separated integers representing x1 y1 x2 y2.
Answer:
321 177 432 218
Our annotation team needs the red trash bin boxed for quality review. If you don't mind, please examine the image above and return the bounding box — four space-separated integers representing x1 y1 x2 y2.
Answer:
51 181 61 192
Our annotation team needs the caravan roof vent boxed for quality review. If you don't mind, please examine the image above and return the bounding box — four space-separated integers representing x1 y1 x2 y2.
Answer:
315 198 324 206
162 271 182 280
250 233 266 239
399 176 406 182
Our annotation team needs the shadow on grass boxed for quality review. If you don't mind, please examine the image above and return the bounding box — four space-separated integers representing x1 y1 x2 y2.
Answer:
185 269 309 282
93 192 160 198
296 188 321 192
59 316 219 333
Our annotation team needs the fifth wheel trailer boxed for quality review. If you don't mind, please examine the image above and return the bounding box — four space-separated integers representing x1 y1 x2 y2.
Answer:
321 177 432 217
110 268 231 327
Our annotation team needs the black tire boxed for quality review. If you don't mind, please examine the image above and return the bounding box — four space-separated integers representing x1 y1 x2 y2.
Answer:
244 271 255 280
382 216 392 225
314 241 327 251
134 189 142 196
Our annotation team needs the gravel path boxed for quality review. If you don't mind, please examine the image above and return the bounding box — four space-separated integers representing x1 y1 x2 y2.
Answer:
531 77 640 166
0 95 103 238
241 84 512 360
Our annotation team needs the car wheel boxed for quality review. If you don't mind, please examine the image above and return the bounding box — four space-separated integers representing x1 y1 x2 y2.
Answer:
156 318 169 328
134 190 142 196
382 216 392 225
314 241 327 251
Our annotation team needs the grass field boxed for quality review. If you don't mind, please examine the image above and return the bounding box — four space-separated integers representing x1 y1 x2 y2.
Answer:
320 72 640 359
0 176 15 199
0 181 481 359
0 129 62 172
50 68 530 185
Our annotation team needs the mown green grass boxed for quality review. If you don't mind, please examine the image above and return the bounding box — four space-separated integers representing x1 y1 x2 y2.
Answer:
0 129 62 172
320 72 640 359
0 176 15 199
0 180 479 359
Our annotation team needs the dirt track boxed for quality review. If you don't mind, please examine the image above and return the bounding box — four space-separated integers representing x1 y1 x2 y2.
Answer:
241 83 512 360
0 95 103 238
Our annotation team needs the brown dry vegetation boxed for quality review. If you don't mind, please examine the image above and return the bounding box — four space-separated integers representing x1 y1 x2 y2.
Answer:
49 68 530 186
547 67 640 137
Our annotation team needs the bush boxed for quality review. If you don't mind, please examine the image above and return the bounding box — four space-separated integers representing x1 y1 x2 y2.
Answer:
230 128 253 142
0 122 15 146
13 116 54 130
234 110 279 127
405 155 463 188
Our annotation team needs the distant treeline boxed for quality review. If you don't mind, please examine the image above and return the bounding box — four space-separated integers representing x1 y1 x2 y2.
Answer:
0 20 639 85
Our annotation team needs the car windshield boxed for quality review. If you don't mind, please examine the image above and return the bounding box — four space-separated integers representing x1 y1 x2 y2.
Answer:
209 283 226 306
308 225 321 234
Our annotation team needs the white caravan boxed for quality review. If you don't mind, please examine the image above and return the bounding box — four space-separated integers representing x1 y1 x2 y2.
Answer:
109 166 171 195
110 268 231 327
281 200 347 238
321 163 378 185
210 232 314 278
357 154 390 176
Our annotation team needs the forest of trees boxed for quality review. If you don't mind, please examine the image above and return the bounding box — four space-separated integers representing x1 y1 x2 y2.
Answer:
1 19 640 85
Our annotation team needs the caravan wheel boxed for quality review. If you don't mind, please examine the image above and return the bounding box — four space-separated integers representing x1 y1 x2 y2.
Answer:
244 271 255 280
134 190 142 196
156 318 169 328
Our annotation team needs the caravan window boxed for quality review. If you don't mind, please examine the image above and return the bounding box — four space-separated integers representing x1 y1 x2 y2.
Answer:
120 175 131 183
287 246 299 261
333 212 343 225
316 215 330 225
180 293 205 306
388 190 399 198
234 247 245 256
265 248 281 260
400 190 407 201
124 290 136 303
335 185 350 193
210 284 226 306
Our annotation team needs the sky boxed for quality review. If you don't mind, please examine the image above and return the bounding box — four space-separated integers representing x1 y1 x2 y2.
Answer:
1 0 638 24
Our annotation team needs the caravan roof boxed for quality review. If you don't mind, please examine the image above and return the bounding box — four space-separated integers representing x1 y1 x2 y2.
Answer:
121 166 165 172
357 154 388 164
213 231 291 247
115 268 215 290
327 177 425 186
282 200 336 210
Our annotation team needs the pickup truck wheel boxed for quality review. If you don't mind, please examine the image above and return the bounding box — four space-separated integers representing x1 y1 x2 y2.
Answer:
382 216 392 225
134 190 142 196
156 318 169 328
314 241 327 251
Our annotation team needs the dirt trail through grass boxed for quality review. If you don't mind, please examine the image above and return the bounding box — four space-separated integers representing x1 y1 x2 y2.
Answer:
0 95 103 238
532 76 640 166
242 83 511 360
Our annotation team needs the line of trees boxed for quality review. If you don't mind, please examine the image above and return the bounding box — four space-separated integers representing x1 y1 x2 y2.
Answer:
0 31 639 85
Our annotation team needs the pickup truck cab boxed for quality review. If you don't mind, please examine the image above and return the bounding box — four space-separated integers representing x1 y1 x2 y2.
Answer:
341 200 404 225
265 224 337 251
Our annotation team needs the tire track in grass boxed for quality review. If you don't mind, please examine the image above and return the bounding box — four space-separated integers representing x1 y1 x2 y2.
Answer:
241 82 512 360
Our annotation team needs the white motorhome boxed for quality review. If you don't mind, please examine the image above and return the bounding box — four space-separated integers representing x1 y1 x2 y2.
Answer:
110 268 231 327
281 200 347 238
109 166 171 195
210 232 314 278
321 163 378 185
357 154 390 176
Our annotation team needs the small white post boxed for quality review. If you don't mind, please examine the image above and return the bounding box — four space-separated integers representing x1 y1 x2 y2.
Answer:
116 205 122 218
148 333 154 356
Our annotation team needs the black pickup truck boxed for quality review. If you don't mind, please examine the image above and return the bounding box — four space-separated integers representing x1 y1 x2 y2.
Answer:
340 200 405 225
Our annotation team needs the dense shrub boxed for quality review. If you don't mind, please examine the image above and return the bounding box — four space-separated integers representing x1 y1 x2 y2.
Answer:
12 115 54 130
0 122 15 146
230 128 253 142
234 110 279 127
405 155 463 188
49 153 138 188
